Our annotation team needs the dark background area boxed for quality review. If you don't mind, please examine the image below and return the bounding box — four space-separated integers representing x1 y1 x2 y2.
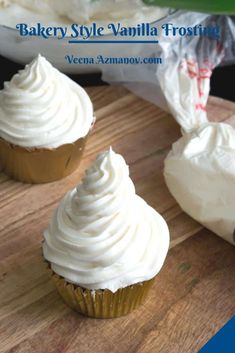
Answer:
0 55 234 102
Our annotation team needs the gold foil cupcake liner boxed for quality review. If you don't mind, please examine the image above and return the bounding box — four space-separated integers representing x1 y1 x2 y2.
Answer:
49 269 154 319
0 136 87 184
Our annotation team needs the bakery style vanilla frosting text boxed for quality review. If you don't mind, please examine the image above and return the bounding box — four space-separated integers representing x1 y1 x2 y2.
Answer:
0 55 94 148
43 148 169 292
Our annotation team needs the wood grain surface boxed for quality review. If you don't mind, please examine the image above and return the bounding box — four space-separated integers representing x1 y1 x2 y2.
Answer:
0 86 234 353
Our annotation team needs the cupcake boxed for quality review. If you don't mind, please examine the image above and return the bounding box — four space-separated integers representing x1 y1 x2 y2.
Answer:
43 148 169 318
0 54 94 184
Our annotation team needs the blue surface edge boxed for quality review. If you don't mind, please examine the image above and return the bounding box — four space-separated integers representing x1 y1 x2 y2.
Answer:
198 315 235 353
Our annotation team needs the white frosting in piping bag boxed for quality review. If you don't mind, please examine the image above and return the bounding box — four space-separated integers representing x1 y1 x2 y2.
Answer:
43 148 170 292
159 58 235 245
0 55 94 148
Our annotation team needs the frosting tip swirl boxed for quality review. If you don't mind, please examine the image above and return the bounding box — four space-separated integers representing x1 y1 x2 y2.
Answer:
43 148 169 292
0 54 94 148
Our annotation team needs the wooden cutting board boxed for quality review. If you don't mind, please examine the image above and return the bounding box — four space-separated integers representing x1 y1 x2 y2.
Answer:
0 86 234 353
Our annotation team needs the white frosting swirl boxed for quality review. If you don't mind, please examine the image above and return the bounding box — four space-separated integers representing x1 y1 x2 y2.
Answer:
43 148 169 292
0 55 94 148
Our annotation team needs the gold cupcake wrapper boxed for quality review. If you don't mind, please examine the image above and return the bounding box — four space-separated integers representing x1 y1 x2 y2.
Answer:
50 269 154 319
0 136 86 184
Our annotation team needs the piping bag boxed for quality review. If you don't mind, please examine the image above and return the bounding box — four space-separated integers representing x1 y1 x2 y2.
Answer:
160 53 235 246
101 14 235 245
